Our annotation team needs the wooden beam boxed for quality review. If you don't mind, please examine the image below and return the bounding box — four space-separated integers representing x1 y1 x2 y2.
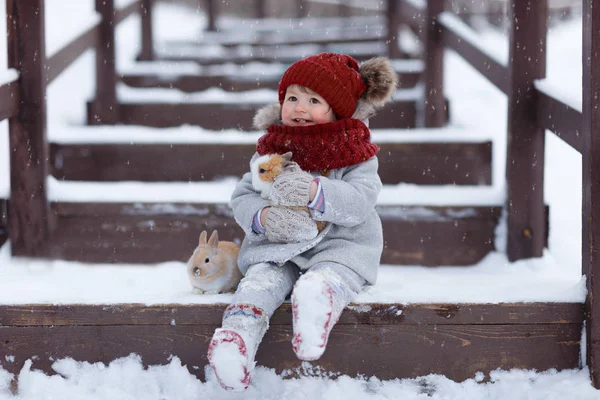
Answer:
87 0 119 124
120 67 421 91
20 202 507 265
439 12 509 94
386 0 402 58
46 24 99 84
423 0 445 127
138 0 154 61
112 99 421 129
49 142 492 186
0 81 20 120
582 0 600 388
6 0 51 256
0 303 583 382
206 0 216 31
536 86 583 153
0 303 583 327
505 0 547 261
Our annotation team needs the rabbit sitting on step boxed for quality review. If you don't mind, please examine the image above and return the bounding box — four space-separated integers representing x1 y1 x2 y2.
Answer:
187 230 242 294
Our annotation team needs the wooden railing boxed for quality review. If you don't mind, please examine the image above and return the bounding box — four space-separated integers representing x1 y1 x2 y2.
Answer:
402 0 600 386
4 0 143 256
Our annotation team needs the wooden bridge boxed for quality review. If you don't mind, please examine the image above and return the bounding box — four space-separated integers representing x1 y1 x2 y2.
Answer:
0 0 598 390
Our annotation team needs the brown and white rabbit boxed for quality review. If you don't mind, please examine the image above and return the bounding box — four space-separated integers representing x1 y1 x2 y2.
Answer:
187 230 242 294
250 152 326 232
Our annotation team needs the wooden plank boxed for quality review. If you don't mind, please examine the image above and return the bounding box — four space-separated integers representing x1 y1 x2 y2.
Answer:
206 0 216 31
46 24 99 84
536 87 583 153
0 81 19 120
0 303 584 327
30 203 503 265
0 322 581 382
156 50 388 66
6 0 51 256
120 66 422 91
49 142 492 186
138 0 154 61
387 0 402 58
0 199 7 248
114 100 419 129
505 0 547 261
582 0 600 388
114 0 141 24
424 0 445 127
439 12 509 94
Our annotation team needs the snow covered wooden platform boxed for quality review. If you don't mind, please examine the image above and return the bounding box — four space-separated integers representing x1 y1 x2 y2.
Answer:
0 302 584 382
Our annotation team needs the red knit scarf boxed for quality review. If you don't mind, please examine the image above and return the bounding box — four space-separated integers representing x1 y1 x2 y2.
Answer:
256 119 379 172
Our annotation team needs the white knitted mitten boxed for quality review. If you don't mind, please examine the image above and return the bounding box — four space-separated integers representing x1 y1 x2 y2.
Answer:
264 206 318 243
269 170 314 207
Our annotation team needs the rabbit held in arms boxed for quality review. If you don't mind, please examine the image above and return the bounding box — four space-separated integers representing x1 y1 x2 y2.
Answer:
250 152 326 232
187 230 242 294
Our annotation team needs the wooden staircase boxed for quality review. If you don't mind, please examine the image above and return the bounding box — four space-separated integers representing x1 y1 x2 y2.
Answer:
2 0 595 389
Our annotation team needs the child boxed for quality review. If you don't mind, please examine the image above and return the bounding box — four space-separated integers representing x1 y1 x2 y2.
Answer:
207 52 397 391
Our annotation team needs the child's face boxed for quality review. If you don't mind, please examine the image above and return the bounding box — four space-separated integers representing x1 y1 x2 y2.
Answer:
281 85 336 126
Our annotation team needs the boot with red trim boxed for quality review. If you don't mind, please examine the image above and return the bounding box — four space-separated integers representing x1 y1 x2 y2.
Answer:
291 273 343 361
207 304 268 391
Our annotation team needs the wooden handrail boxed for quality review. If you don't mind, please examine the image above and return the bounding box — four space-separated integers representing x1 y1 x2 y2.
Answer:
438 12 509 94
46 0 140 85
535 84 583 153
0 81 20 120
46 24 99 84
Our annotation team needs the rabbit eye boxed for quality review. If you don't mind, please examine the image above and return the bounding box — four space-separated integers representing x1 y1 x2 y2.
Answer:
193 267 201 276
259 168 266 174
204 258 210 263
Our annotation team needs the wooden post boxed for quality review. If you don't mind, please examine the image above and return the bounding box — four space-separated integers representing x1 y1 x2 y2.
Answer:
386 0 401 59
6 0 51 256
505 0 547 261
582 0 600 388
88 0 119 124
256 0 266 19
138 0 154 61
423 0 445 127
206 0 216 32
297 0 307 18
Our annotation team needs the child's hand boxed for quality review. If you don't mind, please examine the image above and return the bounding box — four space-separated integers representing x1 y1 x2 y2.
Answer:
270 170 314 207
264 206 318 243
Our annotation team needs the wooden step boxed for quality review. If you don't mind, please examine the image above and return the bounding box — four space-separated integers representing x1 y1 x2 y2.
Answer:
120 61 423 92
16 202 503 266
153 43 395 66
49 141 492 186
0 302 583 382
167 27 388 48
88 95 451 129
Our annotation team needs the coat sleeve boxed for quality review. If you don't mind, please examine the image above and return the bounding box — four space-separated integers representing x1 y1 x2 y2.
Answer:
229 154 270 240
312 156 382 227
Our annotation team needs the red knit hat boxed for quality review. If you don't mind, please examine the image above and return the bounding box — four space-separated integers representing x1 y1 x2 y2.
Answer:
278 53 367 119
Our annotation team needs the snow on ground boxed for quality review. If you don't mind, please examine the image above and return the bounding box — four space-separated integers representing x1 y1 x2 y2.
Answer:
0 1 595 398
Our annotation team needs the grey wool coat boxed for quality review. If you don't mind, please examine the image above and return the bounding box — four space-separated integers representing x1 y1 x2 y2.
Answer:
230 152 383 285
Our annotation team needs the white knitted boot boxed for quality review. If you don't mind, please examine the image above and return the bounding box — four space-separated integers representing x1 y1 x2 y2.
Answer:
207 304 268 391
291 273 343 361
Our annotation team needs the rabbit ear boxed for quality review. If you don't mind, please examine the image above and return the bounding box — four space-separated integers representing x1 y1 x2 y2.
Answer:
281 152 293 161
208 230 219 248
199 231 208 245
